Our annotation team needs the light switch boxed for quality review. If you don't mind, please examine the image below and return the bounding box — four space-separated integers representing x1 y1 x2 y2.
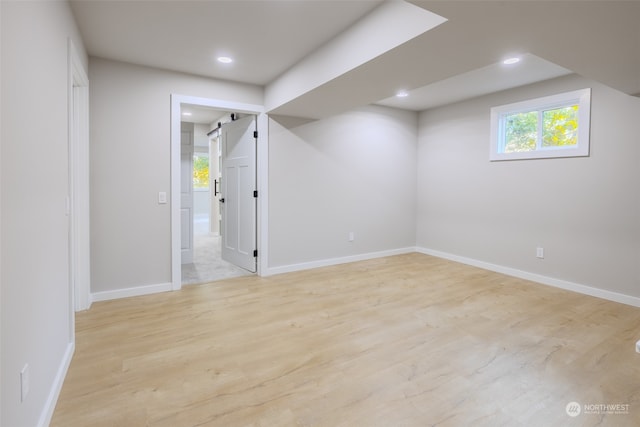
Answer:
158 192 167 204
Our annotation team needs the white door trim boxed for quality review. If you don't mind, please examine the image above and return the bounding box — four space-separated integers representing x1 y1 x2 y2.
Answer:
68 39 91 315
170 95 268 290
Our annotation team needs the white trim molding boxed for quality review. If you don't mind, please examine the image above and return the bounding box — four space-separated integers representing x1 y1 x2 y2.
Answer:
416 246 640 308
170 95 268 292
265 247 417 277
38 342 74 427
91 246 640 310
68 38 91 312
91 282 173 303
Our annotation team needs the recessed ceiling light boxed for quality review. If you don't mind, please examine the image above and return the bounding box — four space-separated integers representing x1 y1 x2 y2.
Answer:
217 56 233 64
396 90 409 98
182 112 192 116
503 57 521 65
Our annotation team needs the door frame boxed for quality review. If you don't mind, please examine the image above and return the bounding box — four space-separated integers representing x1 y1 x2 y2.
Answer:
209 132 221 235
68 39 91 314
170 95 268 291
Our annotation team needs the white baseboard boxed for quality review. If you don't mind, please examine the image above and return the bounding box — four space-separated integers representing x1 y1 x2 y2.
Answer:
91 282 173 303
89 248 640 310
265 247 416 276
416 246 640 308
38 341 74 427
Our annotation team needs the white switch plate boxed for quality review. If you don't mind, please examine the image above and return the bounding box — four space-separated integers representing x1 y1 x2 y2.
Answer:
536 247 544 259
636 340 640 354
348 232 355 242
158 192 167 204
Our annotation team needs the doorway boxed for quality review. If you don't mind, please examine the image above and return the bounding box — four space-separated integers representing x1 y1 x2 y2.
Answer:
170 95 268 291
179 109 253 285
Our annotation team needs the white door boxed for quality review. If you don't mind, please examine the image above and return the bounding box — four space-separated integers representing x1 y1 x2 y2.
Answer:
220 115 257 272
210 133 221 235
180 124 194 264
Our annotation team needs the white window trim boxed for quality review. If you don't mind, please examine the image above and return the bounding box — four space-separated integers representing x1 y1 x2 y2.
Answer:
490 88 591 161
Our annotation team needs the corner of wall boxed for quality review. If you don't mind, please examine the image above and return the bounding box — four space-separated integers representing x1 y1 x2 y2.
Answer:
416 247 640 308
37 343 74 427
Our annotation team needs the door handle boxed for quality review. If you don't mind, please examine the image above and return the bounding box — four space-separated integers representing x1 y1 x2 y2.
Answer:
214 179 219 196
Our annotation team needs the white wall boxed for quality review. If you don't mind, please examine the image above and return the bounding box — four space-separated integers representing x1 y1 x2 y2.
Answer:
1 1 88 426
0 0 3 420
194 123 210 147
417 74 640 298
192 124 211 225
193 190 210 222
268 105 417 270
89 58 262 294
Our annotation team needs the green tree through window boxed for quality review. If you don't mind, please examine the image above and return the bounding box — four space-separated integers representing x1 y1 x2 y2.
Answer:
491 88 590 161
505 111 537 152
504 106 579 153
193 153 209 189
542 105 578 147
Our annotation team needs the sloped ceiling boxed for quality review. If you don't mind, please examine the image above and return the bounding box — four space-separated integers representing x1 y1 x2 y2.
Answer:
268 0 640 118
411 0 640 97
376 54 571 111
70 1 640 119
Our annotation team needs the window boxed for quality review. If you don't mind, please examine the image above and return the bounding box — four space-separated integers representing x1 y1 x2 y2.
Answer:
490 88 591 161
193 152 209 190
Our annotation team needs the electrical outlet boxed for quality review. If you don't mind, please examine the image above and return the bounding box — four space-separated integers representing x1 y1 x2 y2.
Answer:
536 247 544 259
20 364 29 402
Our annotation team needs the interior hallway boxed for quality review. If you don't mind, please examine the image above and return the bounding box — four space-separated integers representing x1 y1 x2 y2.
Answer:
182 234 252 286
181 214 252 285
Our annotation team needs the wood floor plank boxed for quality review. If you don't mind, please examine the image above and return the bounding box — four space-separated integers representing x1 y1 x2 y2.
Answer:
51 253 640 426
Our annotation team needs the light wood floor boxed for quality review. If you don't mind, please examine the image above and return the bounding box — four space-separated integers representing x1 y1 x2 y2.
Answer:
51 253 640 427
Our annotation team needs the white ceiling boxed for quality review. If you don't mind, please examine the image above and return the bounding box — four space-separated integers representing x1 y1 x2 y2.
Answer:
377 54 571 111
69 0 640 118
70 0 383 86
180 104 227 125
